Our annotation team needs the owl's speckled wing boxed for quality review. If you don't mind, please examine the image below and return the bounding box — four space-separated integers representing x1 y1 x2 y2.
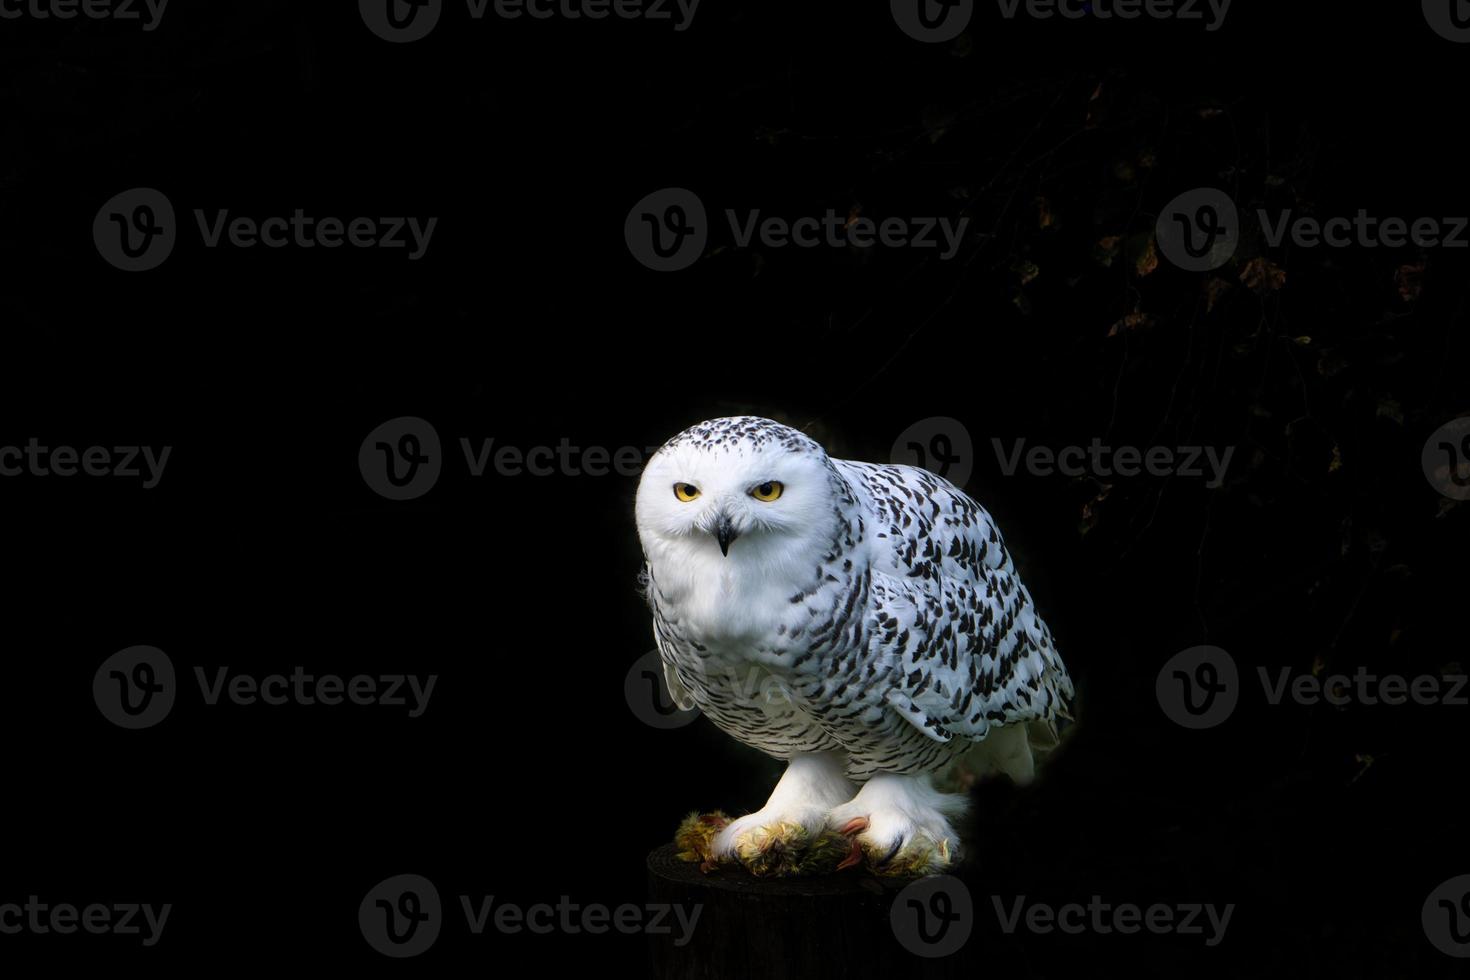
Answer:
835 460 1074 745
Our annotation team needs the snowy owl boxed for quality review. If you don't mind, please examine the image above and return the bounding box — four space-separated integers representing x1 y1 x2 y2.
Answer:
635 416 1074 877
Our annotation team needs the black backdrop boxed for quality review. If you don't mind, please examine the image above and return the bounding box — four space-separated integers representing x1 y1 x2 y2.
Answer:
3 1 1468 976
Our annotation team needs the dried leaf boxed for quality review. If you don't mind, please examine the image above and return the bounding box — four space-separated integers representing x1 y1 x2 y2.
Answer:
1107 311 1156 337
1204 277 1233 312
1036 197 1055 230
1350 754 1378 784
1375 397 1404 425
1085 82 1105 128
1079 484 1113 535
1240 256 1286 294
1135 235 1159 277
1395 261 1424 304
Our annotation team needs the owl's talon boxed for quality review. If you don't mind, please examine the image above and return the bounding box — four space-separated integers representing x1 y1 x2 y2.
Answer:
837 829 955 877
826 773 964 877
871 829 956 877
836 837 865 871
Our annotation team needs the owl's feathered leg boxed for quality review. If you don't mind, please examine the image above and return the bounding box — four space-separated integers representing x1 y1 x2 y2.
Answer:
827 772 965 877
687 752 856 877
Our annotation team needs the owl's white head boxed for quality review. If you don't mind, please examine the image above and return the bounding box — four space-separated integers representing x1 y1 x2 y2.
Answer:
636 418 850 618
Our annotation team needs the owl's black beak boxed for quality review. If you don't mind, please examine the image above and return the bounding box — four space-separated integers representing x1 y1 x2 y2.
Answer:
715 514 739 556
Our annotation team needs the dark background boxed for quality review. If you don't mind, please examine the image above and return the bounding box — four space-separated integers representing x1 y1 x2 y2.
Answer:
2 1 1467 975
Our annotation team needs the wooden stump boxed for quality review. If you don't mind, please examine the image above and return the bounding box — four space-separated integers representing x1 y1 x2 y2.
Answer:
645 843 968 979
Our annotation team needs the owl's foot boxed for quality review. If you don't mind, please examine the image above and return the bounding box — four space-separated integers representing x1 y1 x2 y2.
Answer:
673 808 850 876
714 811 853 877
674 811 731 871
828 772 965 878
685 752 857 877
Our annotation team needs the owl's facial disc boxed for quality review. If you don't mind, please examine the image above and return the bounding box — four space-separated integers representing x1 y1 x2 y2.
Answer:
635 417 840 565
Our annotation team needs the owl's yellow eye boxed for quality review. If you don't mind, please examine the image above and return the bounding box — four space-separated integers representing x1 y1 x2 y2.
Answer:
673 483 701 502
750 481 784 502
